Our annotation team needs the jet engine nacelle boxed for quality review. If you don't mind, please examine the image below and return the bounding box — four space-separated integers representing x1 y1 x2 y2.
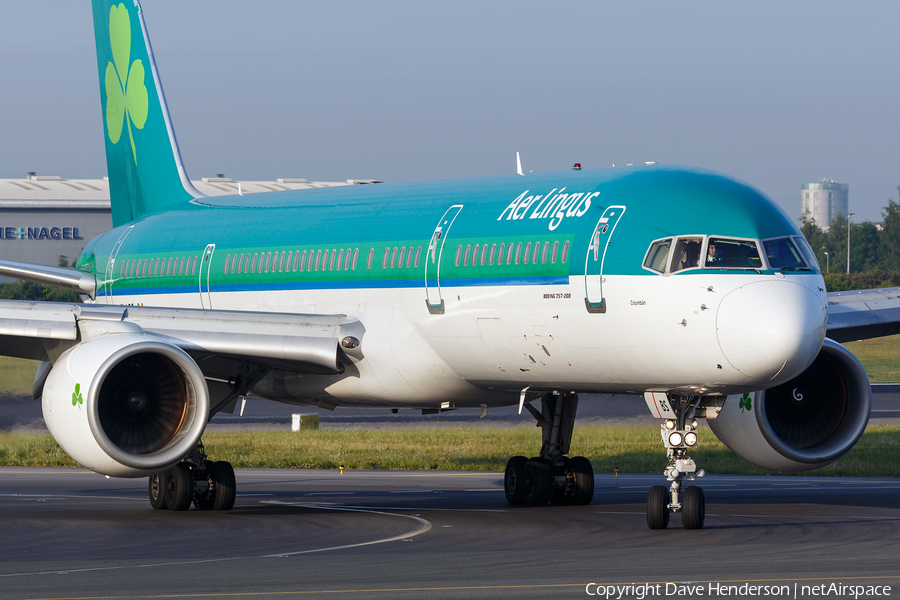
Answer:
42 334 209 477
708 338 870 472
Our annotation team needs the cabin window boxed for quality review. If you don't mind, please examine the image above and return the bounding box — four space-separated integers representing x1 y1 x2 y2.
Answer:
763 237 806 270
541 242 549 264
480 244 488 266
344 248 352 270
264 252 271 273
670 237 702 273
336 249 344 270
367 248 374 269
523 242 531 265
390 247 398 269
533 242 541 264
551 241 559 263
298 251 306 271
154 258 160 276
382 248 390 269
278 251 285 272
705 238 762 269
190 256 196 275
224 254 231 274
643 238 672 273
472 244 480 266
165 258 171 276
507 243 515 264
497 243 505 266
455 246 462 267
250 253 257 273
285 251 293 272
139 260 146 278
307 250 315 272
128 260 134 278
293 251 300 272
414 246 421 268
237 254 244 274
231 254 238 274
312 249 320 271
463 245 471 266
352 248 359 270
397 247 405 268
329 249 336 270
118 262 124 278
180 257 186 276
489 244 496 265
514 243 522 264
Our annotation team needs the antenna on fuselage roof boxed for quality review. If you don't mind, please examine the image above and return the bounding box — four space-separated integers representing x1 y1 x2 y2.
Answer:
516 152 524 176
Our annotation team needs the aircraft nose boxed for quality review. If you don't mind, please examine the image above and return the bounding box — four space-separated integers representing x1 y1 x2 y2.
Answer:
716 280 826 383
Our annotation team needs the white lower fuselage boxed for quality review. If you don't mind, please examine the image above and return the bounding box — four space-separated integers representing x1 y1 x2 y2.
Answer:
100 269 828 409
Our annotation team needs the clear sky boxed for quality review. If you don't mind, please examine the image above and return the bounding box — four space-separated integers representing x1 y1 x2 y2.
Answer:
1 1 898 223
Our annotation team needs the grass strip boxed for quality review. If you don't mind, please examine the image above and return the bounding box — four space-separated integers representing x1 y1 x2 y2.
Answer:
2 425 899 476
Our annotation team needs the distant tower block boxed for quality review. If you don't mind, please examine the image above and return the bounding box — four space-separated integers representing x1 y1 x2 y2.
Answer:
801 179 849 229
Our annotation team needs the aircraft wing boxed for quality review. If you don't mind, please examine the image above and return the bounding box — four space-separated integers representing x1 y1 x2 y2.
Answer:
826 287 900 343
0 300 362 401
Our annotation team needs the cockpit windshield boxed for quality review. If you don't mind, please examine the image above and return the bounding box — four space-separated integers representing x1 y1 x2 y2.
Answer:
705 238 762 269
763 237 808 270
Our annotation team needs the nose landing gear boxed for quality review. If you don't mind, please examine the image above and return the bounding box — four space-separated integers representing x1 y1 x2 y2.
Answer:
503 392 595 507
645 394 706 529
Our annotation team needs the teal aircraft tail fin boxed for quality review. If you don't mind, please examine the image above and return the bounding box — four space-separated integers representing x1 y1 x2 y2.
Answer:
90 1 203 227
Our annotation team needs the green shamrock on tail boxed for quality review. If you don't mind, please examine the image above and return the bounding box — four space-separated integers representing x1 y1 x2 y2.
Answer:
104 3 148 164
72 383 84 408
739 393 752 414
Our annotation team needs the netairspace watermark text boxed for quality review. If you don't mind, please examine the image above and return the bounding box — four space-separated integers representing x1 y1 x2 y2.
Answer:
585 582 893 599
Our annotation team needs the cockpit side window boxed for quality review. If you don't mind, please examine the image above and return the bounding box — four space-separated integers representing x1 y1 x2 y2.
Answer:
704 237 762 269
642 238 672 273
670 237 703 272
763 237 807 269
792 236 821 270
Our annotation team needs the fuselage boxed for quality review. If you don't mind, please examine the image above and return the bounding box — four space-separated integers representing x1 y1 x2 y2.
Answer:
75 164 827 408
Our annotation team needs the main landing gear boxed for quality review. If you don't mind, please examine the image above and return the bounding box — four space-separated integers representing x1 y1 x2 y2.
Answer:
646 394 706 530
504 392 594 507
148 442 236 511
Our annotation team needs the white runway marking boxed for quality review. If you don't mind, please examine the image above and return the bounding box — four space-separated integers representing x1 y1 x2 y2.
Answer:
0 500 434 578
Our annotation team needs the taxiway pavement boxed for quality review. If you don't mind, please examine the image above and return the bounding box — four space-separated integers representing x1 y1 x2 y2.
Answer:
0 468 898 600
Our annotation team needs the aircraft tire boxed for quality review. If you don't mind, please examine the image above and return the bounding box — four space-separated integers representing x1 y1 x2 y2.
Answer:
504 455 528 505
682 486 705 530
647 485 670 529
569 456 595 505
210 461 236 511
165 464 193 511
148 472 168 510
523 458 553 507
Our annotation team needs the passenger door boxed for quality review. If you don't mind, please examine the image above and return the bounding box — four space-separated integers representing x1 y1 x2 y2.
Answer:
199 243 215 309
584 205 626 313
424 205 463 314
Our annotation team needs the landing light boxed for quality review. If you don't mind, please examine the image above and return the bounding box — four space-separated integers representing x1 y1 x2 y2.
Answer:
684 432 698 447
665 420 675 430
668 432 684 447
690 419 698 429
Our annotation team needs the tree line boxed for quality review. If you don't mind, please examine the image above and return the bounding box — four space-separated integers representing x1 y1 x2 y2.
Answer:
800 187 900 291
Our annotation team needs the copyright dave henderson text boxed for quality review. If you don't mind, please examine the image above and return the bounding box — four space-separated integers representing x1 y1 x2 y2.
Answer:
585 582 892 599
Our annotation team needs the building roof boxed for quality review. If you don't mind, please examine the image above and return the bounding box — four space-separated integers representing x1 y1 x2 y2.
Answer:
0 174 361 209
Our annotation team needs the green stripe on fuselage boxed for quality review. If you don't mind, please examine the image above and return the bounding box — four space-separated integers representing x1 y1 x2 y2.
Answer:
78 164 805 296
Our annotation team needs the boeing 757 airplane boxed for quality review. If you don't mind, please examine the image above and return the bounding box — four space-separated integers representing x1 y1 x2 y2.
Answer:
0 0 895 529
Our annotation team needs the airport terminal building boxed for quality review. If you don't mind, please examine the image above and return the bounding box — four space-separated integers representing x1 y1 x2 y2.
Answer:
0 174 358 269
